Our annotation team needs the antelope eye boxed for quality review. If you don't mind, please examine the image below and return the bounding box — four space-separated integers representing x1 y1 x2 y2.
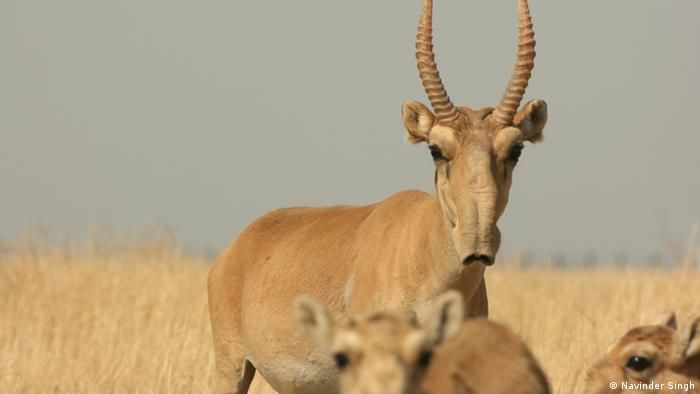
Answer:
507 143 524 163
417 350 433 368
333 352 350 370
625 356 651 372
429 145 444 161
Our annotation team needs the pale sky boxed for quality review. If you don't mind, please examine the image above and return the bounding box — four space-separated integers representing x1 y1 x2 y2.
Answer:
2 0 699 264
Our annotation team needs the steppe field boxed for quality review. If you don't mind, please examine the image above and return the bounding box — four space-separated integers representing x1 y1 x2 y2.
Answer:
1 239 698 394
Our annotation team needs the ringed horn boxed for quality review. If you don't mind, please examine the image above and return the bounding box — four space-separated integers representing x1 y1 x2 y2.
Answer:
415 0 537 127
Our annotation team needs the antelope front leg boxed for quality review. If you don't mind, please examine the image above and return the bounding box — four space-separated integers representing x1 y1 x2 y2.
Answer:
211 340 256 394
208 266 256 393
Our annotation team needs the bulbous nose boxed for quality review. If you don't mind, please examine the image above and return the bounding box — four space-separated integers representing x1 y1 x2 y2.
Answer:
463 254 494 266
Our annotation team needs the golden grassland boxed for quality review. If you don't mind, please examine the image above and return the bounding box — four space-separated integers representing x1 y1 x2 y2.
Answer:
1 242 698 393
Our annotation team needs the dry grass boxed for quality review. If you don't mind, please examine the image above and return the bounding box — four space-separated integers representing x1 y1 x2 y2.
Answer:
1 245 698 393
0 245 213 393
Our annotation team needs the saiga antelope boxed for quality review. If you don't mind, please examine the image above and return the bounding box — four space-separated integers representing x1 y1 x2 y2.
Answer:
584 312 700 394
208 0 549 392
294 291 550 394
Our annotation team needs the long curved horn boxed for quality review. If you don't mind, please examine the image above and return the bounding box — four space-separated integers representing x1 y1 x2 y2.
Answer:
416 0 460 125
492 0 536 126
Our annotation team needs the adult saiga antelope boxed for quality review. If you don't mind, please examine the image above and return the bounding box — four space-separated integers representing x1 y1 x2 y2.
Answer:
584 312 700 394
294 291 550 394
208 0 549 393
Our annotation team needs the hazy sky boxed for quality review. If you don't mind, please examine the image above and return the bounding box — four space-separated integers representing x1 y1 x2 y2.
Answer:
2 1 699 264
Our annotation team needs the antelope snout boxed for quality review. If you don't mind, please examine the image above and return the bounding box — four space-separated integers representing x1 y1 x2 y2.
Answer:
463 254 494 266
454 227 499 267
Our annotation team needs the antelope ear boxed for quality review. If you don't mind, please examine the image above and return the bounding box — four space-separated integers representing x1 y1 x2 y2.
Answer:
402 101 435 144
294 295 335 351
681 314 700 359
514 99 547 143
654 311 678 329
423 290 464 346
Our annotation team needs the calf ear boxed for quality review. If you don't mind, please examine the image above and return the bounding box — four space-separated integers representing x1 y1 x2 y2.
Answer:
294 295 335 351
402 101 435 144
514 99 547 143
681 314 700 359
654 311 678 329
423 290 464 346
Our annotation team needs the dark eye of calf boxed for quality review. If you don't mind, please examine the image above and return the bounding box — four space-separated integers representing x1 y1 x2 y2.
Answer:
333 352 350 370
507 143 524 163
625 356 651 372
417 350 433 368
429 145 444 161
